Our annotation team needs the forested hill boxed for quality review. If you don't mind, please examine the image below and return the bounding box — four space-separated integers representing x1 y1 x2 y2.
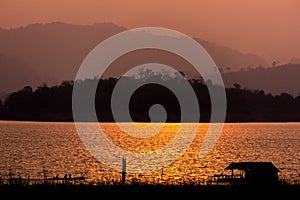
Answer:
0 73 299 122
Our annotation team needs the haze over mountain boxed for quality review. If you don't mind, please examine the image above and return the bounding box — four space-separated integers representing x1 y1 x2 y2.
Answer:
0 22 267 94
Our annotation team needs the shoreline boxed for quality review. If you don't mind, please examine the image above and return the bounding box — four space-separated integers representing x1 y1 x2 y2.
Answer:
1 183 300 195
1 119 300 123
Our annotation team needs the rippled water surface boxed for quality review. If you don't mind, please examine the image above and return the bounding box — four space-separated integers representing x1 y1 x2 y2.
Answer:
0 121 299 184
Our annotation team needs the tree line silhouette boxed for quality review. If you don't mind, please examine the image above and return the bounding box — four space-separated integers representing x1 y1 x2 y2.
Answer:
0 70 300 122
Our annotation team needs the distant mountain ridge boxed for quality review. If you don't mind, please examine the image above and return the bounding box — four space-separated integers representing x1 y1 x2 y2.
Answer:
223 64 300 95
0 22 267 93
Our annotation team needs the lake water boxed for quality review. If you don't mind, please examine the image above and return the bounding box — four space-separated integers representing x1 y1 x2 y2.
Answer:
0 121 299 184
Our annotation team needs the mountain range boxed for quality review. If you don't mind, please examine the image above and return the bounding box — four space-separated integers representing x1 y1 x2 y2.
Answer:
1 22 299 98
0 22 267 95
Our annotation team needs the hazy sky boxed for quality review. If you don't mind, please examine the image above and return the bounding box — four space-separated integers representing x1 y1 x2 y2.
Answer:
1 0 299 63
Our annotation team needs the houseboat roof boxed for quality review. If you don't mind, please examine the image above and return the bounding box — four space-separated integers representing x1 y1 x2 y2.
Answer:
225 162 280 172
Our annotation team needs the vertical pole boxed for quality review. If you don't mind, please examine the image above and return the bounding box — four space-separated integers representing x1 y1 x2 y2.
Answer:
43 166 47 185
122 156 126 184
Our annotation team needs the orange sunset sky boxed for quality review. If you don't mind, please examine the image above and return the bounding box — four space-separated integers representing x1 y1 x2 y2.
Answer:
1 0 299 63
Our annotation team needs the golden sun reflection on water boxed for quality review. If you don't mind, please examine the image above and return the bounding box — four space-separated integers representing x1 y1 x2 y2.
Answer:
102 122 180 153
0 121 299 185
